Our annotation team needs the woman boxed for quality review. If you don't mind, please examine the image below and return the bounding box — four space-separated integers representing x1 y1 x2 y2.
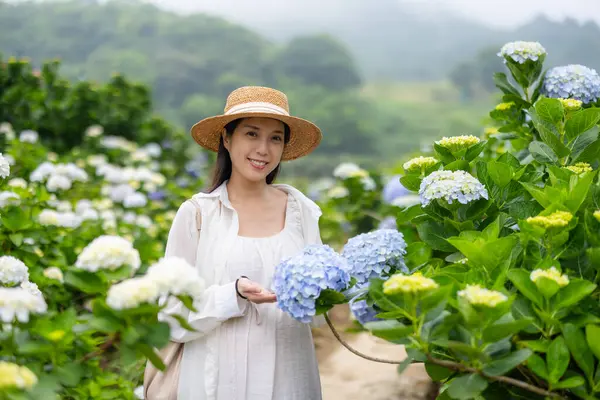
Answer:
159 86 325 400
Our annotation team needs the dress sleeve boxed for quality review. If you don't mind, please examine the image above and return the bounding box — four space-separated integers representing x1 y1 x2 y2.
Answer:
158 200 248 343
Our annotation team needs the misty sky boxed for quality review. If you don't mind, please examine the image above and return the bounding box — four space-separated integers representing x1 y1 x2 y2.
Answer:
143 0 600 29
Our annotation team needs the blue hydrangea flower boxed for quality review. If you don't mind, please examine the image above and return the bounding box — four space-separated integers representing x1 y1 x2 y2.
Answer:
419 170 488 207
541 64 600 104
148 190 166 201
350 298 382 325
382 175 410 204
272 244 350 323
497 41 546 64
378 216 397 230
341 229 408 284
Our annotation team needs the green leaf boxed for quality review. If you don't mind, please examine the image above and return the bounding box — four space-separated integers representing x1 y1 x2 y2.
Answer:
444 159 471 172
573 138 600 163
482 319 533 343
553 376 586 390
534 97 564 125
564 108 600 140
369 278 403 312
529 141 558 163
425 362 454 381
493 72 522 96
565 170 597 213
404 242 432 270
518 339 550 353
487 160 514 188
64 270 106 294
584 324 600 360
396 356 414 375
18 341 55 355
318 289 346 305
9 233 23 246
363 320 413 342
434 143 456 163
1 207 33 231
562 323 595 380
497 152 521 169
535 118 570 157
520 182 552 208
145 321 171 348
465 140 487 162
482 348 533 376
400 175 422 192
570 128 598 160
552 279 597 309
526 353 548 380
447 373 488 399
534 276 561 299
416 220 458 252
507 269 543 307
55 364 83 387
139 343 166 370
547 336 570 384
170 314 198 333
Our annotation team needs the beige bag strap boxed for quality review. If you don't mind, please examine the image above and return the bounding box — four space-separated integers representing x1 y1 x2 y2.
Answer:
143 197 203 400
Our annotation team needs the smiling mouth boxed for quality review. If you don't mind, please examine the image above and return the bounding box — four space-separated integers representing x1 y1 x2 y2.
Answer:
248 158 268 169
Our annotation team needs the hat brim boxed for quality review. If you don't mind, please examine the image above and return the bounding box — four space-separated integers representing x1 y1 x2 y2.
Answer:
190 112 322 161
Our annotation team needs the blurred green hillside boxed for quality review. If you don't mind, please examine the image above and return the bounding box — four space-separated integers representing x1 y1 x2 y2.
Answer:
0 0 535 176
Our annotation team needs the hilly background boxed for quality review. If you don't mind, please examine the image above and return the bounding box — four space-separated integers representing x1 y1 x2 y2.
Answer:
1 0 600 175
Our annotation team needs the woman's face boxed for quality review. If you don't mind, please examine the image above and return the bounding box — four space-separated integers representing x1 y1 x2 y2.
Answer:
223 117 286 183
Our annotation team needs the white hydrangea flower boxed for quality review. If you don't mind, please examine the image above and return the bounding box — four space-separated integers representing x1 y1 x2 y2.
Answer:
0 122 15 140
30 162 55 182
7 178 27 188
19 130 38 143
101 136 137 152
498 41 546 64
327 186 349 199
0 256 29 286
419 170 488 207
0 361 38 390
87 154 108 167
136 215 153 228
391 194 421 208
458 284 508 308
146 256 205 298
106 277 161 310
75 235 141 272
46 174 72 192
0 153 10 178
43 267 64 282
75 199 94 214
361 176 376 191
0 191 20 208
23 238 35 245
143 143 162 158
0 287 48 323
38 210 82 228
123 192 148 208
333 162 363 179
80 208 99 221
131 149 151 162
85 125 104 138
108 184 136 202
20 281 42 298
55 200 72 212
150 172 166 186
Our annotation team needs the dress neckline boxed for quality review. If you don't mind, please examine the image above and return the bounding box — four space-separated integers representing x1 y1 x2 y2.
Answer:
236 193 291 240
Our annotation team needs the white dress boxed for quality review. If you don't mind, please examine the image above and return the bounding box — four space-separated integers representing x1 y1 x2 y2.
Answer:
156 182 324 400
216 195 321 400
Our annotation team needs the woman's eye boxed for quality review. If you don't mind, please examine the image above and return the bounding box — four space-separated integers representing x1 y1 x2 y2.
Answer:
272 136 283 142
247 131 257 137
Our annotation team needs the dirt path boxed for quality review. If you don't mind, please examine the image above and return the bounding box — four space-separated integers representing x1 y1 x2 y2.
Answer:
313 306 437 400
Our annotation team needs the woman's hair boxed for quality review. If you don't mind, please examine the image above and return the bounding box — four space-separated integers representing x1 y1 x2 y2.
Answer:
207 118 291 193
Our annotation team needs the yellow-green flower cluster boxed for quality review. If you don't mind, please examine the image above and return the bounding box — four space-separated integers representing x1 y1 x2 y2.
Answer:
458 284 508 308
435 135 480 152
0 361 38 390
383 272 438 295
403 156 438 173
484 127 499 137
530 266 569 287
594 210 600 222
566 162 593 175
526 210 573 229
495 102 515 111
558 98 582 111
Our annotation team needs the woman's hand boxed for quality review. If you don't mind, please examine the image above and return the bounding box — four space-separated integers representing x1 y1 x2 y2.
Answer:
236 278 277 304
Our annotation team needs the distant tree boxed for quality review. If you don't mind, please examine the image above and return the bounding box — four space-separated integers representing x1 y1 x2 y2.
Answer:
274 35 362 91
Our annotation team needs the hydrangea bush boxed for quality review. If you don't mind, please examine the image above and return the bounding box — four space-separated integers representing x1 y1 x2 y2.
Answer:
0 62 212 398
354 41 600 399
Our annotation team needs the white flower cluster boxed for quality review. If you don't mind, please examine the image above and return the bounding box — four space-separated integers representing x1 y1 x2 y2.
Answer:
19 130 39 143
0 256 29 286
30 161 88 192
101 183 148 208
0 153 10 179
498 41 546 64
332 162 376 191
0 191 20 208
38 209 83 228
0 256 47 323
43 267 64 282
8 178 27 189
75 235 141 272
101 136 137 152
419 170 488 207
106 256 205 310
85 125 104 138
0 122 16 140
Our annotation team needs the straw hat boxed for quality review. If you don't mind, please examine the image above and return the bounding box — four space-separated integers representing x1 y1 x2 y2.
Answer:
190 86 322 161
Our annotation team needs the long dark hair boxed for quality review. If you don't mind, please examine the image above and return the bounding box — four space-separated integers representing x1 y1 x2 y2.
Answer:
207 118 291 193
